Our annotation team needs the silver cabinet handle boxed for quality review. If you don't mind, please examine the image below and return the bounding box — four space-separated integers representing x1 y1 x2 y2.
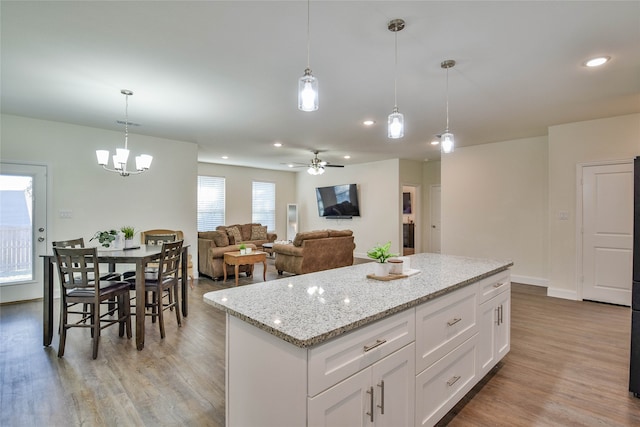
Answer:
366 386 374 422
447 317 462 326
447 375 461 387
493 282 505 288
377 380 385 414
499 304 504 325
364 339 387 352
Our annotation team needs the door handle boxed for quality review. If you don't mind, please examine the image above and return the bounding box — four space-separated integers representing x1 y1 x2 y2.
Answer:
38 237 45 242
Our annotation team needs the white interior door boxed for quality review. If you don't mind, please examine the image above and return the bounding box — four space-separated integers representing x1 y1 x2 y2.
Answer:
430 185 441 254
0 163 48 303
581 162 633 305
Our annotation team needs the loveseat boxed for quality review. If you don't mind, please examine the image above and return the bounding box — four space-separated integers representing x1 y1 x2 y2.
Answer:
274 229 355 275
198 223 277 279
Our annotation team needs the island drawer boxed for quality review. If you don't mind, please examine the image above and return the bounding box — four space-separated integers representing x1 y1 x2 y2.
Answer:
308 308 415 397
415 335 478 427
477 270 510 304
415 283 477 374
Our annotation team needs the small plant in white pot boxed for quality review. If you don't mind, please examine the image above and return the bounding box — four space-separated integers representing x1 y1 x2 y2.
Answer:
239 243 247 255
120 226 136 248
367 241 398 277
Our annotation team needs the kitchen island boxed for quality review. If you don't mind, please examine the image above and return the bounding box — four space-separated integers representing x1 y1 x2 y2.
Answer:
204 253 513 427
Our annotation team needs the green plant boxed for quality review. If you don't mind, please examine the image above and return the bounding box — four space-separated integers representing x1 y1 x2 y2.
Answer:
90 230 118 248
120 226 136 240
239 243 246 250
366 241 398 263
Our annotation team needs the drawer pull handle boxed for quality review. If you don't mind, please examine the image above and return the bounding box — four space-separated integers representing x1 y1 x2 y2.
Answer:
364 339 387 352
366 386 374 422
377 380 385 414
493 282 505 288
447 317 462 326
447 375 461 387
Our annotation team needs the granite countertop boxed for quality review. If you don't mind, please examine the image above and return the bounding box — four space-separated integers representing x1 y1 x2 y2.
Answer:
203 253 513 348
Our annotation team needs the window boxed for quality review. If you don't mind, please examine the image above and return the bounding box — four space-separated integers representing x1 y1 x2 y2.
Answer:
197 176 225 231
252 181 275 231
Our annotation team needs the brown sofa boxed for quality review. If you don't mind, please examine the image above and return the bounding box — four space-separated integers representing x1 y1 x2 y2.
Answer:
274 229 355 275
198 223 276 279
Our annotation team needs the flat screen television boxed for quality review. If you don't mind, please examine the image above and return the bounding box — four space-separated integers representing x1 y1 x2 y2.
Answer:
316 183 360 218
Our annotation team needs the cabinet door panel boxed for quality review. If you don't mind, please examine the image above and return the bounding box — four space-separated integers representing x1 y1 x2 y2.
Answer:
372 343 415 427
495 289 511 361
308 369 371 427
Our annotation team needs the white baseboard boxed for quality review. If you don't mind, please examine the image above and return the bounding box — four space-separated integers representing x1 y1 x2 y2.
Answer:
510 274 548 287
546 287 578 301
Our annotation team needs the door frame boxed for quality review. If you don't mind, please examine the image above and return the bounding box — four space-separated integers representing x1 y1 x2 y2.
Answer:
0 161 49 303
429 184 442 254
400 183 420 254
576 158 633 301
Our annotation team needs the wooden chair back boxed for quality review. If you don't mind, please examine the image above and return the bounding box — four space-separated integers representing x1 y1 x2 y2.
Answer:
53 247 99 290
144 233 177 246
157 240 184 283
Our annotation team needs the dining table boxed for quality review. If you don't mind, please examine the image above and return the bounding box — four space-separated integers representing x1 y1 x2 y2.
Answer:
42 244 189 351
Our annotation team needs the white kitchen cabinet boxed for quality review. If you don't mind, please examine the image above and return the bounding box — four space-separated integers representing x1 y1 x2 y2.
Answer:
309 343 415 427
478 281 511 377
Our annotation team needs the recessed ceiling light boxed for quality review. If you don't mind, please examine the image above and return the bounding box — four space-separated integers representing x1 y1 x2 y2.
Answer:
273 142 282 147
221 155 229 160
584 56 610 67
343 155 351 159
287 163 294 168
363 120 375 126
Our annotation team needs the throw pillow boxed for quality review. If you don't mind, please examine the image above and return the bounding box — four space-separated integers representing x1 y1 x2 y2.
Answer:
226 226 242 245
212 231 229 247
251 225 268 240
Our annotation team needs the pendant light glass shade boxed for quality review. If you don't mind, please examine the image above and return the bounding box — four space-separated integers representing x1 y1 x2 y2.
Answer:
388 107 404 139
441 132 455 154
298 68 318 112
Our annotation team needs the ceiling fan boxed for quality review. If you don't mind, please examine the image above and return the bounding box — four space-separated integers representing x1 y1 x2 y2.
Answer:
289 151 345 175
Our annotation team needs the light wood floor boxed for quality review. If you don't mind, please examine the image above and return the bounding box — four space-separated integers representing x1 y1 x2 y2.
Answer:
1 260 639 426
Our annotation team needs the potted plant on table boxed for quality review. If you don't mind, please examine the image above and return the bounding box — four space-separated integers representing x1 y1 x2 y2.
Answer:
90 230 118 248
239 243 247 255
120 226 136 248
367 241 399 277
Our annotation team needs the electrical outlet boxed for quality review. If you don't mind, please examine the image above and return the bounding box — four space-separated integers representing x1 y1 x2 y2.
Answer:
558 211 569 221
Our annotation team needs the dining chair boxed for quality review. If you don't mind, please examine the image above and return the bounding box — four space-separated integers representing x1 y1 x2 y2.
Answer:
126 240 184 338
52 238 121 281
52 246 132 359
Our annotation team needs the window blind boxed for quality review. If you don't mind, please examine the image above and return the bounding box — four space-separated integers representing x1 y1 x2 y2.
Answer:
197 176 225 231
252 181 275 232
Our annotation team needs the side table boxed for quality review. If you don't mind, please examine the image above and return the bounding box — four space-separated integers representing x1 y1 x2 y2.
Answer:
223 251 267 286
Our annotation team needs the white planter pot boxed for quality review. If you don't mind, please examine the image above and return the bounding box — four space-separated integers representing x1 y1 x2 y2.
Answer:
374 262 390 277
240 249 247 255
124 238 135 249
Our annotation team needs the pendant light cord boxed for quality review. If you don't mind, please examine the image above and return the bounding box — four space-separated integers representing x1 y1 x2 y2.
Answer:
394 29 398 108
306 0 311 68
445 67 450 131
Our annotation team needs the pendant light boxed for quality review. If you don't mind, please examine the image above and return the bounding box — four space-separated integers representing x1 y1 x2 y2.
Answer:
441 60 455 154
298 0 318 112
387 18 405 139
96 90 152 176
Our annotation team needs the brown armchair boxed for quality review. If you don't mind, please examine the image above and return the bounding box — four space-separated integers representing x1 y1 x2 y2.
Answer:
274 230 355 275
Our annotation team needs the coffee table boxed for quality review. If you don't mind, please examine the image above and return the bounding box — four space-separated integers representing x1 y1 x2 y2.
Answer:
223 250 267 286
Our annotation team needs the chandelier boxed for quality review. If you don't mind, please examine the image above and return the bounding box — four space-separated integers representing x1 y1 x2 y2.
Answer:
96 90 152 176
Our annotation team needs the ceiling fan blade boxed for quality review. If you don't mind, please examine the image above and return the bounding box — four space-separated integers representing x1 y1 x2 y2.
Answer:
325 164 344 168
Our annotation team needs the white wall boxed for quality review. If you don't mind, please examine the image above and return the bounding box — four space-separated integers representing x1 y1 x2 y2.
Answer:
548 113 640 299
197 162 297 238
296 159 401 259
1 114 198 300
442 136 549 285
